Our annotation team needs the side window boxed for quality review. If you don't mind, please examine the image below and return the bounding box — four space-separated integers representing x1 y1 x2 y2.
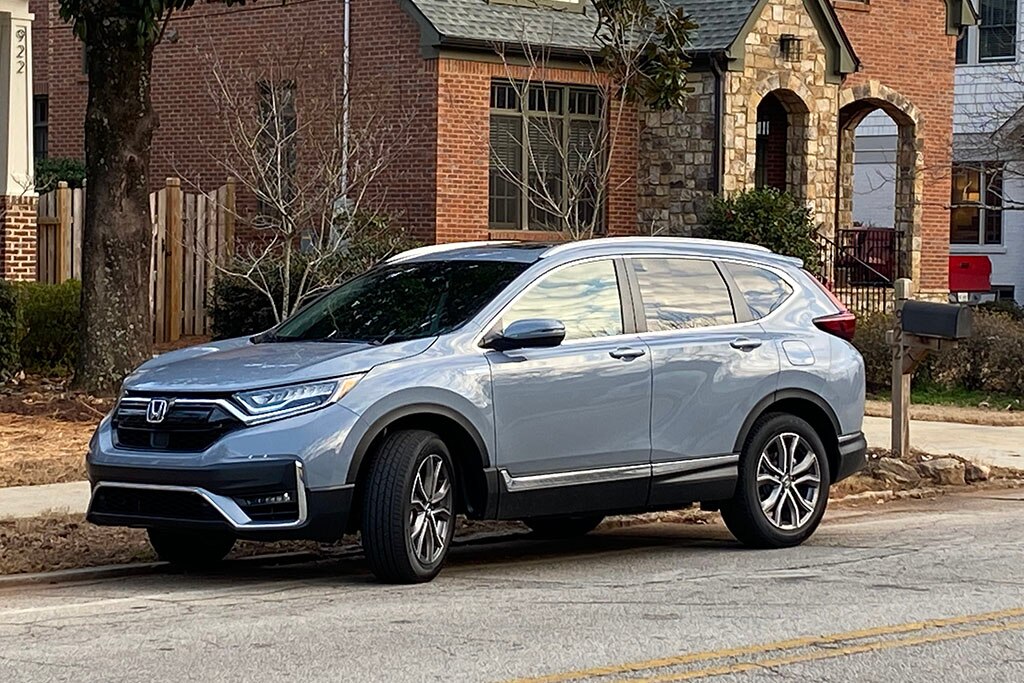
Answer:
632 258 735 331
726 263 794 319
503 259 623 340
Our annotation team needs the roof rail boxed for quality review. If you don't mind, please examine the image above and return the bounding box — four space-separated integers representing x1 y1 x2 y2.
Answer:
539 237 772 259
385 240 517 264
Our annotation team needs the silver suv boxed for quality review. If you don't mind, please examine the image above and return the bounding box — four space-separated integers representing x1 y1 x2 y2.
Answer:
87 238 867 583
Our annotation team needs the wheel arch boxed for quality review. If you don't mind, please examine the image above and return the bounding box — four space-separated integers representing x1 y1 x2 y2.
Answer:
735 390 843 483
347 404 495 525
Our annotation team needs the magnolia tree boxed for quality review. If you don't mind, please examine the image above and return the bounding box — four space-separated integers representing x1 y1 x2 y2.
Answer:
193 47 416 324
488 0 697 239
57 0 252 393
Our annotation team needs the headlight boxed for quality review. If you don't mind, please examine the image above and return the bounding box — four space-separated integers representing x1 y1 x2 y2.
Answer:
233 375 363 422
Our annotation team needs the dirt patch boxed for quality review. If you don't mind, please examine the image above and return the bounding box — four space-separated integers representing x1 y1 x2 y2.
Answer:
0 375 112 422
0 413 93 487
865 399 1024 427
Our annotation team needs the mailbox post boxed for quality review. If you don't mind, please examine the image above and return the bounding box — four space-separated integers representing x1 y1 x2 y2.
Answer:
887 278 973 457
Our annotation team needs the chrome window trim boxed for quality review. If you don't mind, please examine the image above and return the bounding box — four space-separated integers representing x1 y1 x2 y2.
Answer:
89 462 309 531
499 454 739 492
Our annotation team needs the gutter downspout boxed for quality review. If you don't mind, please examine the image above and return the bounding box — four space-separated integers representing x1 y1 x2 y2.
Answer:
341 0 351 202
710 53 727 196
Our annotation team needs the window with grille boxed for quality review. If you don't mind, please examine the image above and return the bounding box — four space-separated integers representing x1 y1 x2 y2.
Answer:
33 95 48 160
488 81 605 232
950 162 1004 246
256 80 298 221
979 0 1017 61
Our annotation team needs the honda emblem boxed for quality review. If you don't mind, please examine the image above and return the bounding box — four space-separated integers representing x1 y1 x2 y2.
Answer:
146 398 172 424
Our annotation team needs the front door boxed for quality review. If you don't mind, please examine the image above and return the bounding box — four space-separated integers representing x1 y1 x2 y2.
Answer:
486 258 653 519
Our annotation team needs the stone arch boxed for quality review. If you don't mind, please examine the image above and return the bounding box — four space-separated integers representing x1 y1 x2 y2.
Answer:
837 80 924 283
746 74 816 202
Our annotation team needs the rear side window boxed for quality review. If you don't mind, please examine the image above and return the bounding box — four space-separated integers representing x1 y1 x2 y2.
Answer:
726 263 794 319
632 258 735 331
503 259 623 340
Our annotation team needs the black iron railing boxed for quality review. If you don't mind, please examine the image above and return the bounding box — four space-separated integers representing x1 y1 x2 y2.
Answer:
817 227 903 313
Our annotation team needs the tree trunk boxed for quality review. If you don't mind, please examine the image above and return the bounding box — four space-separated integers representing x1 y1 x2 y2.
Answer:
74 19 158 394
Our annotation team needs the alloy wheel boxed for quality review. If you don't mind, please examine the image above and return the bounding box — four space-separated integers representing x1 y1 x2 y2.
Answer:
756 432 822 531
408 454 453 565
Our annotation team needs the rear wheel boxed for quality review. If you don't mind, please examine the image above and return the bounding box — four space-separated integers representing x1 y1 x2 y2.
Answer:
361 430 457 583
523 515 604 539
721 413 830 548
147 528 235 568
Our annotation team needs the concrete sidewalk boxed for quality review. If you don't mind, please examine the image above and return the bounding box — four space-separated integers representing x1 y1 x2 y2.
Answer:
2 415 1023 520
863 415 1024 470
0 481 91 520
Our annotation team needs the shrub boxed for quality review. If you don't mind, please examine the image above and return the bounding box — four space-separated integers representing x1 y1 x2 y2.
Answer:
0 280 23 378
34 157 86 193
16 280 81 374
210 225 417 339
852 308 1024 396
978 298 1024 322
698 188 820 273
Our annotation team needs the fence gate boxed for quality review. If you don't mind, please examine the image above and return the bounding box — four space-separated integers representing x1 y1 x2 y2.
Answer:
36 177 236 343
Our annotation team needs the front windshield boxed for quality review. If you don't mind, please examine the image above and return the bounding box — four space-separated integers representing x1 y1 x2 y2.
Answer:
268 259 530 344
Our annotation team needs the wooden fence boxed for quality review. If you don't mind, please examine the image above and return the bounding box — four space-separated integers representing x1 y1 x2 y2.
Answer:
37 178 236 343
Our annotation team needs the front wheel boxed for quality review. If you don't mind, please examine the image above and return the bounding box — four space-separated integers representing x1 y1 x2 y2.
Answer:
361 430 457 584
721 413 830 548
147 528 235 568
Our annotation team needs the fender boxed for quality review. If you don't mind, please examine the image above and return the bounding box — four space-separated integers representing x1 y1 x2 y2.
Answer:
345 403 491 485
733 388 842 454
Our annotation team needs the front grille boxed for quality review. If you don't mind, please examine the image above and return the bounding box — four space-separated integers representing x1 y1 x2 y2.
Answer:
113 398 243 452
91 487 223 522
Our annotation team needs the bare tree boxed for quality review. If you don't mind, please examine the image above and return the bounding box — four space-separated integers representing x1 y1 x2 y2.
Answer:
486 0 696 239
190 44 416 323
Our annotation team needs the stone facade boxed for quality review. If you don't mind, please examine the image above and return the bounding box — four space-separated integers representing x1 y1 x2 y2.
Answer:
637 72 717 235
722 0 839 236
0 195 38 281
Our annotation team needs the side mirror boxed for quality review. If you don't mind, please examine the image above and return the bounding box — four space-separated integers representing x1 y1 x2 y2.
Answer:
483 319 566 352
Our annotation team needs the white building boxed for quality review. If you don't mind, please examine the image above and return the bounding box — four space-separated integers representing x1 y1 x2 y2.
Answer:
856 0 1024 303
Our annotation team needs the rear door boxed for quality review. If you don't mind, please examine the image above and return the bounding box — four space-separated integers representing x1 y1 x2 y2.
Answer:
486 257 653 519
625 256 781 506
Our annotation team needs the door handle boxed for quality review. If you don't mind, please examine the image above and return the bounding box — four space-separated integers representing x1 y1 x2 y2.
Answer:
609 347 646 360
730 337 763 351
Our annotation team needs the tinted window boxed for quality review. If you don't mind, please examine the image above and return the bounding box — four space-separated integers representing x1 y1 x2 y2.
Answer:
271 260 529 344
503 259 622 340
726 263 793 318
633 258 735 331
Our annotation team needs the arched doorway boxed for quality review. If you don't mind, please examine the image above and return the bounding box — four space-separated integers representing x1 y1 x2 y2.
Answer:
753 89 810 199
833 83 923 306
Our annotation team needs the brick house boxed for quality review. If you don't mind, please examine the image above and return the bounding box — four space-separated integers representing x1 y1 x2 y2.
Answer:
9 0 976 301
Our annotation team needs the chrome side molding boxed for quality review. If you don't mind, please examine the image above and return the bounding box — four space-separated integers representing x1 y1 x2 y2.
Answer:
500 454 739 492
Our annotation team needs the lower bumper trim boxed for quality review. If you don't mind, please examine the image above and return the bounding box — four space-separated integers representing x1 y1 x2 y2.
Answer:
835 431 868 482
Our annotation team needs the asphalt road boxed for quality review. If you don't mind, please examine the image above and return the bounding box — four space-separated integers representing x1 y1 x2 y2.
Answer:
2 491 1024 682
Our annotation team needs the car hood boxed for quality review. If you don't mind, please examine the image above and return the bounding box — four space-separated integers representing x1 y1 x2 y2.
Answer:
123 336 435 393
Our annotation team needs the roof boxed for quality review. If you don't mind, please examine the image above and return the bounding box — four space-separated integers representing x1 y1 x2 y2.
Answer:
402 0 762 55
402 0 858 78
388 241 553 264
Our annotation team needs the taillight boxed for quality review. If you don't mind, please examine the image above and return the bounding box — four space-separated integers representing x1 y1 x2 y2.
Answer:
805 270 857 341
813 311 857 341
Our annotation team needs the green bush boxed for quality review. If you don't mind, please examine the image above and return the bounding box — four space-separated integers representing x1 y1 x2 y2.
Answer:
16 280 81 374
698 188 820 273
34 157 86 194
0 280 23 378
852 308 1024 396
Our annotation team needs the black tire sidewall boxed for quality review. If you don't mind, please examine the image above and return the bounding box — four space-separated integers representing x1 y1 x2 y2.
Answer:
733 414 831 546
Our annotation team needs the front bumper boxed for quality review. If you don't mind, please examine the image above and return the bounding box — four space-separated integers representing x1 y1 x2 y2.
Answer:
834 431 868 482
87 459 353 541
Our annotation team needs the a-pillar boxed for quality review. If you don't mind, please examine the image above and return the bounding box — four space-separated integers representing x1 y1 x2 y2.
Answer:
0 0 36 281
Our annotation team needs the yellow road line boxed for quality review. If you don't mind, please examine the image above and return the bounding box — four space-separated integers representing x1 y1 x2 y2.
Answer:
502 606 1024 683
622 618 1024 683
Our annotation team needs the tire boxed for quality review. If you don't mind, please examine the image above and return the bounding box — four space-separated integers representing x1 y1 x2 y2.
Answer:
361 429 457 584
523 515 604 539
147 528 235 568
721 413 831 549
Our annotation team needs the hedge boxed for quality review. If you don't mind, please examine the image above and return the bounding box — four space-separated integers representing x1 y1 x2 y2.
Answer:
853 308 1024 396
0 280 81 377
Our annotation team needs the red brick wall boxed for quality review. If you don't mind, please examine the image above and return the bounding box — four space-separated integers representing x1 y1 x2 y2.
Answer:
834 0 955 294
0 197 39 281
435 59 638 243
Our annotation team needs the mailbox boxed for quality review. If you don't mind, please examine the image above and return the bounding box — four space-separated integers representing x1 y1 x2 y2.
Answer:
901 300 973 340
